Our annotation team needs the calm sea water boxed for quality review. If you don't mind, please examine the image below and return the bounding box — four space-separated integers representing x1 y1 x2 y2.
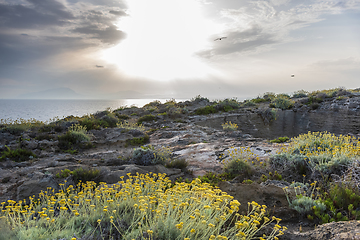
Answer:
0 99 186 122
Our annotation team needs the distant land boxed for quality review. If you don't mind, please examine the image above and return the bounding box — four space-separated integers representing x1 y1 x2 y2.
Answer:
14 87 169 100
16 88 85 99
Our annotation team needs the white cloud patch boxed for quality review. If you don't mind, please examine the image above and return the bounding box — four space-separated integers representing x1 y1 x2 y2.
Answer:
199 0 360 58
309 57 360 71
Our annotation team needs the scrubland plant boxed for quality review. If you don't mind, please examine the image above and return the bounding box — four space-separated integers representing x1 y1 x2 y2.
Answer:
137 114 157 124
270 137 289 143
195 105 217 115
132 145 172 166
215 98 241 112
80 112 118 130
58 124 92 150
0 118 45 135
242 100 257 107
0 173 285 240
117 120 145 131
222 147 267 169
270 96 294 110
270 131 360 178
292 90 308 98
221 147 257 178
283 181 326 215
221 121 238 131
0 145 36 162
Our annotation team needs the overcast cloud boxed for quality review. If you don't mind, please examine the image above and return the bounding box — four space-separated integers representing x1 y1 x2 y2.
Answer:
0 0 359 99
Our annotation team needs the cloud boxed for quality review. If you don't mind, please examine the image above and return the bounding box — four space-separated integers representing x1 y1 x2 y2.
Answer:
0 1 74 29
200 0 360 58
72 25 126 44
309 57 360 71
109 10 127 16
0 0 127 68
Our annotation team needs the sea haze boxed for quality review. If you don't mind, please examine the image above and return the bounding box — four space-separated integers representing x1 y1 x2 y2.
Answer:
0 99 184 122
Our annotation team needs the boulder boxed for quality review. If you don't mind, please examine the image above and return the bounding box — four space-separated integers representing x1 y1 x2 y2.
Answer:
16 175 59 202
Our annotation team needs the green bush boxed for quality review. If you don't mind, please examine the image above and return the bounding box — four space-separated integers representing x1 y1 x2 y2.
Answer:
262 92 276 101
56 168 100 184
270 97 294 110
270 136 289 143
58 124 92 150
292 90 308 98
80 113 118 130
251 97 268 103
197 172 232 187
165 158 188 170
223 158 253 178
214 99 241 112
137 114 157 124
116 114 130 120
195 105 217 115
242 100 257 107
72 168 100 183
132 145 171 166
0 146 36 162
125 134 150 147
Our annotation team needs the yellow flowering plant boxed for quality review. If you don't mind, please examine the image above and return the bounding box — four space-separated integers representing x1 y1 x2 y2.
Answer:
0 173 285 240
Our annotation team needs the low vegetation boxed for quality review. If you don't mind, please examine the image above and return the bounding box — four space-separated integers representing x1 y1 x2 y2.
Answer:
0 173 285 240
56 168 100 184
58 124 93 150
0 145 36 162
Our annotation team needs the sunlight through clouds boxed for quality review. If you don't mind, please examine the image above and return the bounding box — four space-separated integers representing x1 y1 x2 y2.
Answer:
102 0 222 81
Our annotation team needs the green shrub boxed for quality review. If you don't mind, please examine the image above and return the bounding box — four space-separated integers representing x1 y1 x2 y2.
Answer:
0 146 36 162
262 92 276 101
137 114 157 124
58 124 92 150
293 90 308 98
79 112 118 130
132 145 171 166
197 172 232 187
56 169 72 178
195 105 217 115
56 168 100 184
251 97 268 103
116 114 130 120
165 158 188 170
125 134 150 147
273 132 357 176
270 97 294 110
72 168 100 183
117 120 145 131
190 95 210 102
0 118 45 135
214 99 241 112
270 136 289 143
242 100 257 107
283 181 326 216
223 158 253 178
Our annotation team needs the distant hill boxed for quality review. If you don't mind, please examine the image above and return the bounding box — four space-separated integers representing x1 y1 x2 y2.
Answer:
17 87 85 99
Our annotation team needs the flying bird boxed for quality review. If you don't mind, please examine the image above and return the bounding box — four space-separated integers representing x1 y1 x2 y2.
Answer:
291 74 295 78
214 37 227 41
96 65 104 68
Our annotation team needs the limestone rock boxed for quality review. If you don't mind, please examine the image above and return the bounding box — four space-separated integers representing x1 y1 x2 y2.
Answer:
16 175 59 201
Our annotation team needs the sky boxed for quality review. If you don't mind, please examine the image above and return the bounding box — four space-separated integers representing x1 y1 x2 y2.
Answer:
0 0 359 100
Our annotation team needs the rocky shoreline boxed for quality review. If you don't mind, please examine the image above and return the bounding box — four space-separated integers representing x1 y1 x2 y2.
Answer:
1 89 360 239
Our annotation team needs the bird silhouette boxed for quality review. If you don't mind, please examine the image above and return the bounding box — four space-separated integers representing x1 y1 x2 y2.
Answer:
214 37 227 41
291 74 295 78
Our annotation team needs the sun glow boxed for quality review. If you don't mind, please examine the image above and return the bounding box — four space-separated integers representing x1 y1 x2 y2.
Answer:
102 0 220 81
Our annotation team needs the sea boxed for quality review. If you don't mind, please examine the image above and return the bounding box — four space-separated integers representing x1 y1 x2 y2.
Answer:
0 99 188 122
